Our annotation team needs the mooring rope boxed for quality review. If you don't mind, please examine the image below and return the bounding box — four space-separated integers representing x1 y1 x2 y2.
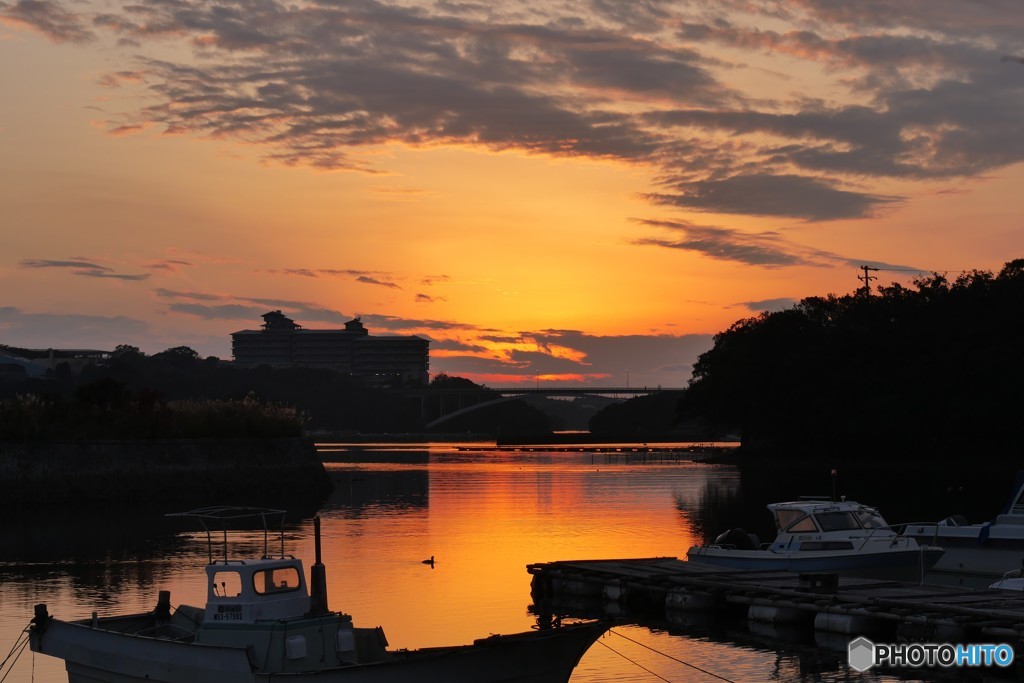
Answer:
607 628 736 683
597 638 674 682
0 625 31 683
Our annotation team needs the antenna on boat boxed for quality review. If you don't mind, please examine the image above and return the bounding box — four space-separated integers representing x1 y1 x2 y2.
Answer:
831 468 838 502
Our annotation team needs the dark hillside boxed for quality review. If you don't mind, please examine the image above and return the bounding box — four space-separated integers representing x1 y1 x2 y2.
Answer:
683 259 1024 463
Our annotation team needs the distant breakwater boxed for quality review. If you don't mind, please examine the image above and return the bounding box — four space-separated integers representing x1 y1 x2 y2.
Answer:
0 437 333 507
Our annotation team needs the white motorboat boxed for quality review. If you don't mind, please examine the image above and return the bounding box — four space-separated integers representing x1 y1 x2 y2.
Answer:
686 497 944 581
904 472 1024 576
29 507 606 683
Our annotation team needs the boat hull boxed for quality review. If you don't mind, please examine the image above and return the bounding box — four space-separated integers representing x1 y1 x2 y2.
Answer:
686 546 944 581
32 616 606 683
905 524 1024 576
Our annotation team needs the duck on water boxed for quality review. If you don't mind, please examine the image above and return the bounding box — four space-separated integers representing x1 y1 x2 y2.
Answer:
28 506 606 683
687 496 945 581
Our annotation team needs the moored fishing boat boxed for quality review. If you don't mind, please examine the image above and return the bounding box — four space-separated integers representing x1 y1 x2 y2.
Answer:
686 497 944 580
28 507 606 683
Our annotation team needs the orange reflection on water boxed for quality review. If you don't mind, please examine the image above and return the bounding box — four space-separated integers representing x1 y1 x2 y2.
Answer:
310 453 714 651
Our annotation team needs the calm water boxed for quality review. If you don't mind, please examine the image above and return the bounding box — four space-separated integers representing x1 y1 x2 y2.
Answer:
0 443 1001 682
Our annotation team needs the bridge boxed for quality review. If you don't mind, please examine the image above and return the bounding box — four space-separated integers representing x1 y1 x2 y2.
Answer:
410 386 685 428
487 386 678 396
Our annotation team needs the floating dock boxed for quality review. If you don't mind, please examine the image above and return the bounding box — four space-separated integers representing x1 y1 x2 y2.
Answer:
527 558 1024 646
457 445 729 461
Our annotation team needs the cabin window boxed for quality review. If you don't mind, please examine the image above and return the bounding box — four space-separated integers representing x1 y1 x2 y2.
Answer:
856 509 886 529
816 511 861 532
787 516 817 532
253 566 301 595
776 510 816 532
212 571 243 598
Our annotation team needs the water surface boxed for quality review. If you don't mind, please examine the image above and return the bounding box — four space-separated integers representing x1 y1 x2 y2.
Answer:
0 443 976 682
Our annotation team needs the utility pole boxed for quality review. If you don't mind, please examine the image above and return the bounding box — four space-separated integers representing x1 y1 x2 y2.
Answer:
858 265 878 296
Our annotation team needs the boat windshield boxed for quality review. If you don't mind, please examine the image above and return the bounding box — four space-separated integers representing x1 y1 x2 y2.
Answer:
855 509 887 529
815 511 862 532
775 509 817 532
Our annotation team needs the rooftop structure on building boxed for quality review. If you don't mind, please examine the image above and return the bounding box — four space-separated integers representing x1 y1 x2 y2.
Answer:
231 311 429 384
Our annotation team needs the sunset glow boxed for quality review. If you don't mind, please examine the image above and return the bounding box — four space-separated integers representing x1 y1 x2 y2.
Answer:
2 1 1022 386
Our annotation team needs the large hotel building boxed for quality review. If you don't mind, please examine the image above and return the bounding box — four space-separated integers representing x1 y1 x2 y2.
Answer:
231 311 429 384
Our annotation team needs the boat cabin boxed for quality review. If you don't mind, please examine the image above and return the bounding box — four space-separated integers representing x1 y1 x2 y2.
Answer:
767 499 893 551
204 557 311 623
771 499 888 534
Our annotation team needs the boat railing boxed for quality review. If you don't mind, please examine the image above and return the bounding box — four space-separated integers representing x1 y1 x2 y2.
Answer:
890 519 966 549
167 506 289 565
848 521 922 552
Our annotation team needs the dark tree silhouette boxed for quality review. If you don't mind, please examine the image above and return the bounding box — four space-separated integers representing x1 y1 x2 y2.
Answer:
683 259 1024 461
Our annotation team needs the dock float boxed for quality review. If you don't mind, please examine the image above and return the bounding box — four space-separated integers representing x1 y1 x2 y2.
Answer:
527 558 1024 645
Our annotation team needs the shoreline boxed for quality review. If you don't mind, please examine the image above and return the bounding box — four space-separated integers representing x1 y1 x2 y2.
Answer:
0 437 332 507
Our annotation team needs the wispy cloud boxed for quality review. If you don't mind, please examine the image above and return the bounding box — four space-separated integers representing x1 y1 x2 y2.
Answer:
20 258 149 281
741 298 799 313
144 259 193 273
356 275 400 289
154 289 348 324
267 267 401 288
631 218 920 270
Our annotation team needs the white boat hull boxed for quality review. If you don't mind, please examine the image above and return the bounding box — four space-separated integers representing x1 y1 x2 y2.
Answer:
33 615 606 683
905 524 1024 576
686 546 944 581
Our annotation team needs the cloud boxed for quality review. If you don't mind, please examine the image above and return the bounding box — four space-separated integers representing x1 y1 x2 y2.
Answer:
431 328 715 387
21 258 110 272
96 70 144 87
0 293 713 385
741 298 799 313
155 289 349 325
20 258 149 281
644 174 900 221
144 259 193 273
167 303 266 321
0 306 147 349
631 218 921 270
356 275 400 289
0 0 95 43
268 268 400 288
358 313 480 333
4 0 1022 231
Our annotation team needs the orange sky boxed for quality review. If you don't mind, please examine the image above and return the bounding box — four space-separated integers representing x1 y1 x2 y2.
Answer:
2 1 1023 387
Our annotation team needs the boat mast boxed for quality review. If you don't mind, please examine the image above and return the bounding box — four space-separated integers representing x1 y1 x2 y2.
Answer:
308 516 329 616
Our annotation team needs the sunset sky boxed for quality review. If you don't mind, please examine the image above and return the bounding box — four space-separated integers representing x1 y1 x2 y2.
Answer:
2 1 1022 387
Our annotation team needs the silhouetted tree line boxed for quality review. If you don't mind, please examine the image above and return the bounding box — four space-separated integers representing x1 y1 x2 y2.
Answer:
682 259 1024 460
0 387 303 441
0 351 551 437
587 391 699 438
